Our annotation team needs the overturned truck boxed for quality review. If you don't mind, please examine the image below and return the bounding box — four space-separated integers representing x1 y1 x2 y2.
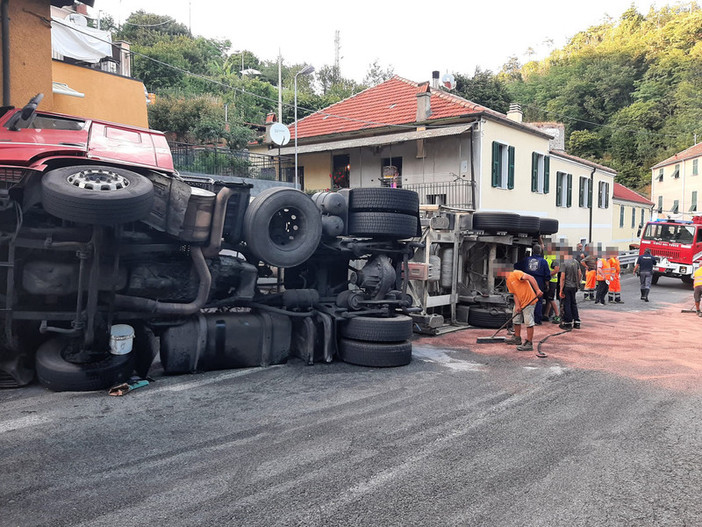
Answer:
0 96 420 391
407 209 559 333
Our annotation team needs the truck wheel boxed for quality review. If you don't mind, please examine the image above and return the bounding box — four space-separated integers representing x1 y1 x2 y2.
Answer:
339 315 414 342
349 188 419 214
243 188 322 268
651 273 660 285
41 165 154 225
518 215 541 234
347 212 417 238
468 306 512 329
539 218 559 235
338 338 412 367
472 212 521 234
681 275 694 288
36 337 134 392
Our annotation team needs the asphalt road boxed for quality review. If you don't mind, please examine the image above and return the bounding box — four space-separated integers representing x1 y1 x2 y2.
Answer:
1 272 701 527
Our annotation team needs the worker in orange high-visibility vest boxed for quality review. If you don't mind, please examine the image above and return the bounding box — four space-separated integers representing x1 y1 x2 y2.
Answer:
594 252 612 305
607 252 623 303
582 249 597 301
693 266 702 316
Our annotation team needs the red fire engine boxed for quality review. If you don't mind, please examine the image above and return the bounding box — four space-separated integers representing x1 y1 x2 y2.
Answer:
638 216 702 286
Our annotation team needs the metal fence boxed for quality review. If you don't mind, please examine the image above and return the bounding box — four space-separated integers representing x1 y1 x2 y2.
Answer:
403 180 474 209
168 142 294 181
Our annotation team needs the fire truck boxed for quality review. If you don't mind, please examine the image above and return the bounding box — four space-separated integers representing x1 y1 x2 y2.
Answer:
638 216 702 286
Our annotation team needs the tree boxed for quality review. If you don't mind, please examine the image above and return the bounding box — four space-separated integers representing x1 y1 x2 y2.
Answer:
454 68 512 114
363 60 394 87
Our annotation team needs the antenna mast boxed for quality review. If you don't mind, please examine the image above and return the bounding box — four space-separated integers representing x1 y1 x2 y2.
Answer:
334 30 341 75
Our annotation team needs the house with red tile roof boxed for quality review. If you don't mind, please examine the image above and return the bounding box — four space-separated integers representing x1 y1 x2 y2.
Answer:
611 183 654 250
650 142 702 220
255 74 619 246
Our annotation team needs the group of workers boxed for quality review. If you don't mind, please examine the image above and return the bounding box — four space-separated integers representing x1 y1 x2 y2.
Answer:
498 240 670 353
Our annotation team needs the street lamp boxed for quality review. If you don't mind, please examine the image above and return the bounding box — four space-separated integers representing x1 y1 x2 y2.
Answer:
294 64 315 189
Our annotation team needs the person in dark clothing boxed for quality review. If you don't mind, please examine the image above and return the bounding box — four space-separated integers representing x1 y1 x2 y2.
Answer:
634 248 658 302
515 244 551 324
559 249 582 330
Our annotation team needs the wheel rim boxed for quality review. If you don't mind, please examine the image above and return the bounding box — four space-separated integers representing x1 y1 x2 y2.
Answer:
268 206 307 250
67 169 131 191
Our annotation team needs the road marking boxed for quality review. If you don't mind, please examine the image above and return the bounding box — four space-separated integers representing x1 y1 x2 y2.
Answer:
412 346 485 371
151 366 281 393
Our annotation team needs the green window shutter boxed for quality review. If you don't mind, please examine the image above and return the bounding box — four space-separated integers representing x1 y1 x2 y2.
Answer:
491 142 500 188
531 152 538 192
556 173 563 207
543 156 550 194
605 183 609 208
579 178 584 207
619 206 624 227
566 173 572 207
507 146 515 189
588 179 592 208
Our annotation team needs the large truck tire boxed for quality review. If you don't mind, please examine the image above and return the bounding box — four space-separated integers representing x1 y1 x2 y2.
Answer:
539 218 559 235
339 315 414 342
349 188 419 214
243 187 323 268
518 215 541 235
41 165 154 225
347 211 417 239
338 338 412 367
468 306 513 329
472 212 521 234
36 337 134 392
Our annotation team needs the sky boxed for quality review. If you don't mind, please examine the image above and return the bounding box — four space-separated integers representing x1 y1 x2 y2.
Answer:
91 0 667 83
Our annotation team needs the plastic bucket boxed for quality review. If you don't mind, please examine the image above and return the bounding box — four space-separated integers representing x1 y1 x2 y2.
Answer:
109 324 134 355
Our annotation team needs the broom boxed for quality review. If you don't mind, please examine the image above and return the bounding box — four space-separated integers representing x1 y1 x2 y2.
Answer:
476 296 539 344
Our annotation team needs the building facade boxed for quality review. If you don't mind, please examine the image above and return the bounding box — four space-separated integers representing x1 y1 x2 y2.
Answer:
650 142 702 220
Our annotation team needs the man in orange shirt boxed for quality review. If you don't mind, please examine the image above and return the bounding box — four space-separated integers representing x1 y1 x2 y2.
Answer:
607 251 623 303
498 265 543 352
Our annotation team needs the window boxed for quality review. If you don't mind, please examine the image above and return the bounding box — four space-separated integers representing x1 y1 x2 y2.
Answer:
694 159 699 176
578 176 591 208
657 168 664 182
640 208 645 227
380 157 402 188
556 171 572 207
332 154 350 189
657 196 663 213
672 199 679 214
673 164 680 178
530 153 550 194
691 191 698 212
598 181 610 209
631 207 636 228
619 206 625 227
491 141 514 189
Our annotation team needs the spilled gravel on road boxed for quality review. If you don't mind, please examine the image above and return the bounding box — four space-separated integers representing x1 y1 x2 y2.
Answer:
420 298 702 391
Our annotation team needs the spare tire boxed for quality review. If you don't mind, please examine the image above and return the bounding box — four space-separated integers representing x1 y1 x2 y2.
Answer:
539 218 559 235
518 215 541 234
41 165 154 225
472 212 521 234
349 188 419 214
243 188 323 268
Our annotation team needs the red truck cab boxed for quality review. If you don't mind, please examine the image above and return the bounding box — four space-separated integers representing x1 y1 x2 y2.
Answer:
638 216 702 285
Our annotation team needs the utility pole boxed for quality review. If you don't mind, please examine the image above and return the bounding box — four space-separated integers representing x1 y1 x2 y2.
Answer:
334 30 341 77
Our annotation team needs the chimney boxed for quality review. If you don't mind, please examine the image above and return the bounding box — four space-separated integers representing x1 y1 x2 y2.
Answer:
264 112 277 144
416 82 432 122
507 103 523 123
431 70 440 89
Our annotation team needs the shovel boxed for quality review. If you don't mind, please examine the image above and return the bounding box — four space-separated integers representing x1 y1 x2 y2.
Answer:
476 296 539 344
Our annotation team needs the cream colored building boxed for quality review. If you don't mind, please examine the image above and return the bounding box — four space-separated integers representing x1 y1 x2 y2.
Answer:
650 142 702 220
611 183 654 251
255 75 618 247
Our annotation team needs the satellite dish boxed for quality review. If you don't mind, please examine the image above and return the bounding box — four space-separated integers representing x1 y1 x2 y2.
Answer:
67 13 88 27
441 73 455 90
270 123 291 146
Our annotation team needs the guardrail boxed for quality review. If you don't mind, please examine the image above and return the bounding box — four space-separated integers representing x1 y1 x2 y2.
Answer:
619 249 639 267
